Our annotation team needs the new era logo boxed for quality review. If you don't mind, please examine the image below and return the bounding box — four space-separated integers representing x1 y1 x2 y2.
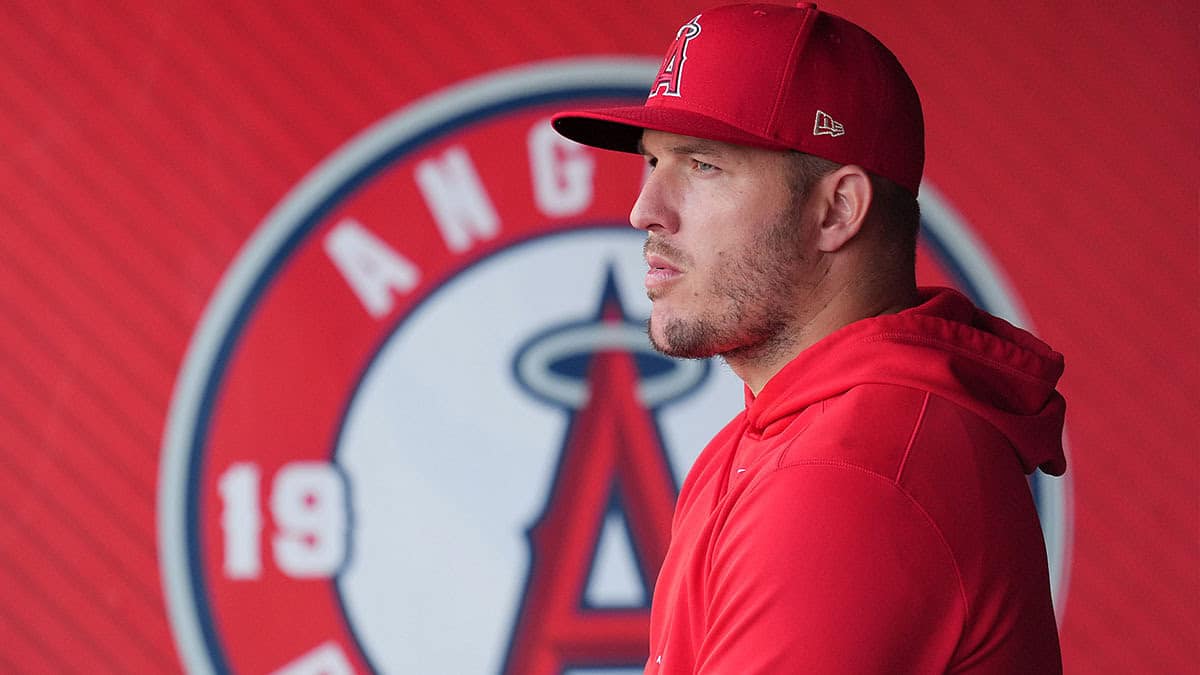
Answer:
813 110 845 137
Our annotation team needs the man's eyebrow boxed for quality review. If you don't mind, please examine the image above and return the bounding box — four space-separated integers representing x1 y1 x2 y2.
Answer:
636 138 726 157
667 141 725 157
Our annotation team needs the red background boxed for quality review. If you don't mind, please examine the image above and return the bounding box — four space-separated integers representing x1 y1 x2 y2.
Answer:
0 1 1196 672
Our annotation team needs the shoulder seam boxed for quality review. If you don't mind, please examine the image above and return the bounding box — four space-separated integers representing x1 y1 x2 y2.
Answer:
895 391 931 482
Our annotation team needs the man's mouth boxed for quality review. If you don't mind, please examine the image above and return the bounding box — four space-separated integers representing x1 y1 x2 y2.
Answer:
644 252 682 292
645 253 680 274
643 238 689 294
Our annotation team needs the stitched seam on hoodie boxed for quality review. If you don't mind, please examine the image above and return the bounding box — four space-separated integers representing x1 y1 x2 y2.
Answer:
895 391 931 482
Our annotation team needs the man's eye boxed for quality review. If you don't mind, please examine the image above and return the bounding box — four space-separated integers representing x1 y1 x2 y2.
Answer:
694 161 717 172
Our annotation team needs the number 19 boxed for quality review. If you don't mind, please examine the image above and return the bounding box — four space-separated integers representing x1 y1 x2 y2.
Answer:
217 461 349 579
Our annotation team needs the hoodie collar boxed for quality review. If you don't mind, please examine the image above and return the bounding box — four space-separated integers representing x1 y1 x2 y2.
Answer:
743 287 1066 475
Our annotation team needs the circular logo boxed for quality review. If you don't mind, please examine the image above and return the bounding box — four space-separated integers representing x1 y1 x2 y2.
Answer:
160 58 1070 675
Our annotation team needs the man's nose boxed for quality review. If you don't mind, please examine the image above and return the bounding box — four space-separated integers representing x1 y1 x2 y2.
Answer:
629 170 679 234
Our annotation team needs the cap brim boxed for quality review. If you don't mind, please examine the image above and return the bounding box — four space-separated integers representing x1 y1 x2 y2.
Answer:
551 106 791 155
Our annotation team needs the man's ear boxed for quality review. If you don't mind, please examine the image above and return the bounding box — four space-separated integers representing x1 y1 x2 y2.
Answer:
816 165 872 253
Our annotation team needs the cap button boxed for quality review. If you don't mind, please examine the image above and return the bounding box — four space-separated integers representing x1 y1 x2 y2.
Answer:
795 2 817 8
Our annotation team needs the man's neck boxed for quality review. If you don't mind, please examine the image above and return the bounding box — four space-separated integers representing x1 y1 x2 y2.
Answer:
729 279 919 396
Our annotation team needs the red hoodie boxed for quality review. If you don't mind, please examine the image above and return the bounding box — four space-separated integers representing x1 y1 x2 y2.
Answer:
645 287 1066 674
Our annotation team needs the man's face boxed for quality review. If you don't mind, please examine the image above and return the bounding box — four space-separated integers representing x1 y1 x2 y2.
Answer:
632 130 822 361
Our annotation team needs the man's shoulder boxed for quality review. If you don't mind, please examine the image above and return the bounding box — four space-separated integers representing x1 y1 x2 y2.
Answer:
771 382 939 481
759 381 1038 554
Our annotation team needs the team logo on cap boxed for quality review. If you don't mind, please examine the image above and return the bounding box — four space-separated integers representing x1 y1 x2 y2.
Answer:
649 15 702 98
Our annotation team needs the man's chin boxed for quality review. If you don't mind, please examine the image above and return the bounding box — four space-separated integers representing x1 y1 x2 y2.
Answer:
646 315 721 360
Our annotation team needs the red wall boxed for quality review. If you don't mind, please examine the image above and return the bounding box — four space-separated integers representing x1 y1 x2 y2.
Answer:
0 1 1195 673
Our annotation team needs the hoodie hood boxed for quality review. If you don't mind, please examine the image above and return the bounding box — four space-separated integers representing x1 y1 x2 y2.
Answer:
747 287 1067 475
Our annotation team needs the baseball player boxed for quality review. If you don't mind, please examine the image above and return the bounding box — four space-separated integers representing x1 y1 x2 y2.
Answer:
552 3 1066 673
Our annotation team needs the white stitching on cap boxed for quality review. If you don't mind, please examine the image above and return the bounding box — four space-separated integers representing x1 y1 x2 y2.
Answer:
813 110 845 137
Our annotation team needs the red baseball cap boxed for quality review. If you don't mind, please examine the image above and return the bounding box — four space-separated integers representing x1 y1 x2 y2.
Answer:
551 2 925 195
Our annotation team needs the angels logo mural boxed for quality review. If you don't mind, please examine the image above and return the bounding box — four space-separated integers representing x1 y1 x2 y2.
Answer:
159 59 1071 674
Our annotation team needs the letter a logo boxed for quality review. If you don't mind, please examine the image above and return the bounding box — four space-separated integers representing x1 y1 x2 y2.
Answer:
501 270 705 674
649 15 702 98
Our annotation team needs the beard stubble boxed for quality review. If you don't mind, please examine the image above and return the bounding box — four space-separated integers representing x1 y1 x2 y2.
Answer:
645 202 812 362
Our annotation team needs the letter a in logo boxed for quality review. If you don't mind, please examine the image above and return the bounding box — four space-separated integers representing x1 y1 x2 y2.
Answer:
501 269 707 674
650 15 702 98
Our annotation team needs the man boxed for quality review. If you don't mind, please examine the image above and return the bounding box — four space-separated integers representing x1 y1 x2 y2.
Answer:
552 2 1066 674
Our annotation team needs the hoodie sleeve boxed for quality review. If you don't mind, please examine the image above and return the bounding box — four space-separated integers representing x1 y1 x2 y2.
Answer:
695 462 966 674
